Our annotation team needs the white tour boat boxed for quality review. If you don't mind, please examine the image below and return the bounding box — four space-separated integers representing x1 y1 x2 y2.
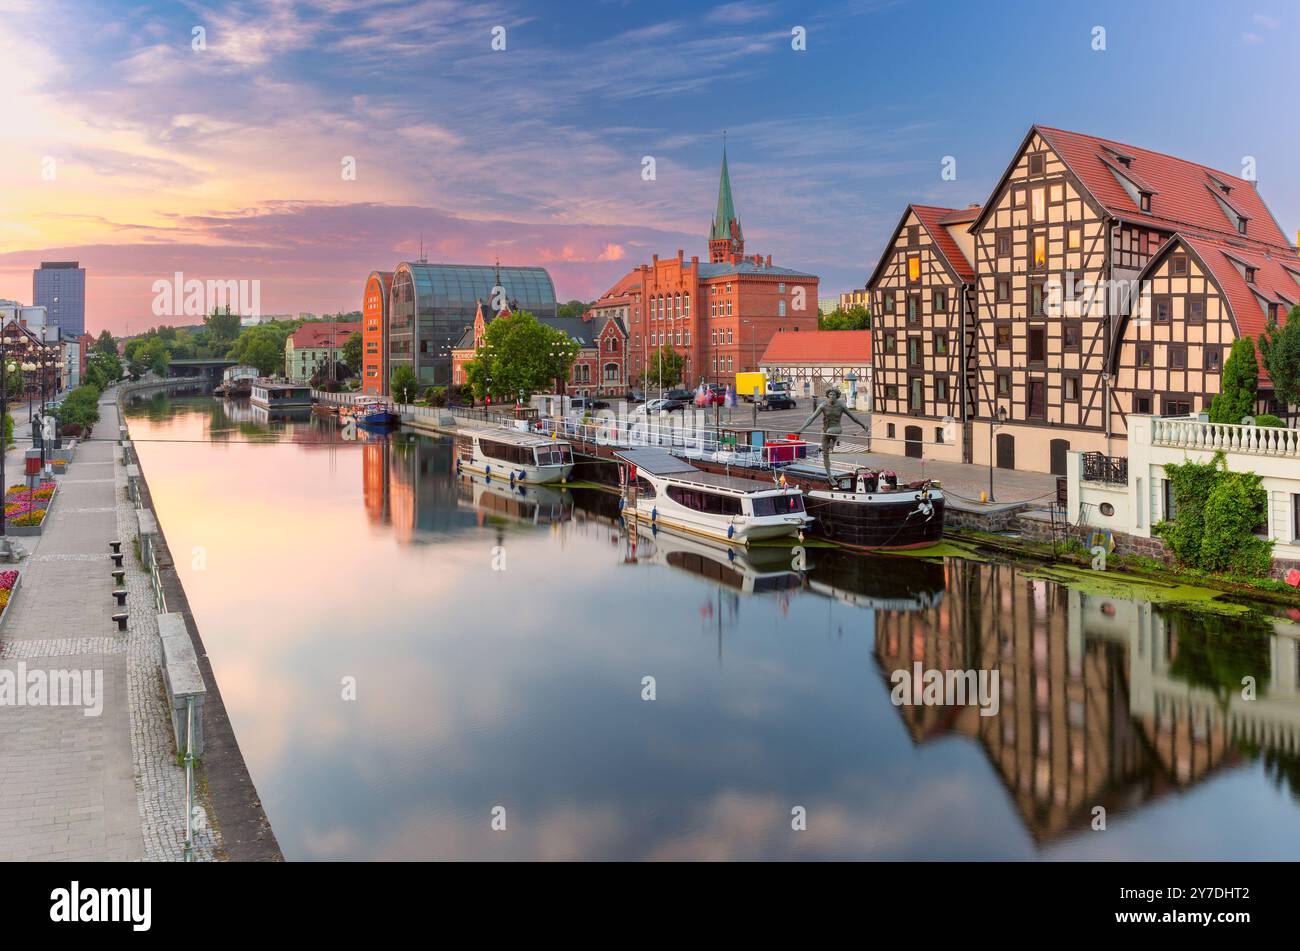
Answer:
455 427 575 484
616 447 810 545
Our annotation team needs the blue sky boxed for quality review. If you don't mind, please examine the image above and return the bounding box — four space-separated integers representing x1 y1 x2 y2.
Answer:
1 0 1296 330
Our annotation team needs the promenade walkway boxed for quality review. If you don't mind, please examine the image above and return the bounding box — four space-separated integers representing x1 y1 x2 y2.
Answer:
0 388 216 861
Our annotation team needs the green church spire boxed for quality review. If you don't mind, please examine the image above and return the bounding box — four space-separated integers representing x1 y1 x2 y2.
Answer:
710 136 742 244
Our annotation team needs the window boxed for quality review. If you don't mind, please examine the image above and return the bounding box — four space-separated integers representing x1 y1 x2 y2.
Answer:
1028 380 1046 419
1205 346 1222 372
907 337 921 368
1031 186 1046 222
1238 218 1248 236
1171 254 1188 276
1063 320 1082 352
907 296 921 324
777 300 786 317
885 385 899 400
907 225 919 246
750 494 806 517
996 373 1011 396
1028 327 1046 363
935 333 948 356
1028 153 1045 176
997 278 1011 302
1164 397 1193 417
1067 225 1082 250
996 324 1012 349
1293 495 1300 542
935 426 945 444
1030 281 1045 316
666 485 743 516
909 376 923 411
1188 297 1206 324
1031 233 1047 269
996 231 1012 256
887 423 896 439
1099 502 1115 517
883 292 895 314
1137 345 1153 368
1169 345 1187 370
1154 296 1171 322
884 332 897 354
1135 393 1152 414
935 377 949 402
933 288 947 311
1064 374 1080 401
1163 480 1176 522
908 255 921 282
1139 192 1152 213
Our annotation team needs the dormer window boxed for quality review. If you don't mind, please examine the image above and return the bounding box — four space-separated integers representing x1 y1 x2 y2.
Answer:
1245 266 1258 284
1237 218 1248 235
1139 192 1152 213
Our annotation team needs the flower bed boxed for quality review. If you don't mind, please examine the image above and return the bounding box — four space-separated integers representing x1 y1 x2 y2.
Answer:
0 569 20 628
3 481 57 536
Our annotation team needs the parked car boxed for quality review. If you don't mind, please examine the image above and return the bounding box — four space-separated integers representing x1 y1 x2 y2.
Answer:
625 390 646 404
664 388 694 402
634 398 686 416
568 397 610 413
758 393 797 411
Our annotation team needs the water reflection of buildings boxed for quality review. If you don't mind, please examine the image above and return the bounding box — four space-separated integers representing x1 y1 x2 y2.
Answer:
874 560 1300 844
361 434 479 543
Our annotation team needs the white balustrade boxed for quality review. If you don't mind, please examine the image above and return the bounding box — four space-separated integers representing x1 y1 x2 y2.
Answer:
1151 417 1300 457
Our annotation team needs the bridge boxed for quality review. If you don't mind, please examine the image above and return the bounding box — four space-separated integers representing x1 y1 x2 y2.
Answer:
166 359 239 382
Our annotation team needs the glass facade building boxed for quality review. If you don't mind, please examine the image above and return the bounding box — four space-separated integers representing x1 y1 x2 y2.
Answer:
33 261 86 338
389 263 557 385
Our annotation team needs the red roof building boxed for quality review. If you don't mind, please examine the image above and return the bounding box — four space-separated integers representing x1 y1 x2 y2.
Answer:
759 330 872 407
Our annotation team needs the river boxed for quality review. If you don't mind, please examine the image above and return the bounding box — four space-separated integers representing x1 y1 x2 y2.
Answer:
123 392 1300 860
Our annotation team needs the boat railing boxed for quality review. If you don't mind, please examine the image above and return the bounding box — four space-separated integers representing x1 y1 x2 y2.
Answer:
533 415 824 471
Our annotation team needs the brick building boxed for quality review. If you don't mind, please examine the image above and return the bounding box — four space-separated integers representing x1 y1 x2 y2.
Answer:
598 143 820 390
361 271 392 396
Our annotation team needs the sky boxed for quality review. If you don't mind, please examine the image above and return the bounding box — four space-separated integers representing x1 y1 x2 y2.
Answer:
1 0 1297 335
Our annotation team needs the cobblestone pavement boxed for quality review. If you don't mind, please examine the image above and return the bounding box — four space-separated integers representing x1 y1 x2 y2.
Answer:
0 390 218 861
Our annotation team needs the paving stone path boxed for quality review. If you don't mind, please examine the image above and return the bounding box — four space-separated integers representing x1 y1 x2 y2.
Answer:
0 390 218 861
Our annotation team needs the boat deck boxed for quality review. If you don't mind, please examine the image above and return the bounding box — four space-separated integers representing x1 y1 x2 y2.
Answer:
615 448 784 493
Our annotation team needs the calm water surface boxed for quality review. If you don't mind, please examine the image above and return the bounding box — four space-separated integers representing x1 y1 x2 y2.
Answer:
125 394 1300 860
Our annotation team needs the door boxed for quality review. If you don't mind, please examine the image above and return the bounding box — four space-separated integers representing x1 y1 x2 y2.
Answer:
904 425 923 458
1049 438 1070 476
996 432 1015 470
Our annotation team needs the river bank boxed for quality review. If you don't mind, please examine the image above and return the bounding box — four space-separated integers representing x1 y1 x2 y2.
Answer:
117 378 283 861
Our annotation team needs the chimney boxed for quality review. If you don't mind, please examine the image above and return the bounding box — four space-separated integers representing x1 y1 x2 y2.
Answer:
677 249 684 263
652 254 658 264
690 255 698 268
765 254 772 267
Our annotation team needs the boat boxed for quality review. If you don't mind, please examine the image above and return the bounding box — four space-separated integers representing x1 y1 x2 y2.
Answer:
250 381 313 411
356 397 401 428
630 520 803 594
775 463 944 551
615 447 810 545
455 427 575 484
458 473 573 526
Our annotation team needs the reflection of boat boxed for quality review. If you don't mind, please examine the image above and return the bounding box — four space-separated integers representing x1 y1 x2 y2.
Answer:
458 473 573 526
632 520 802 594
690 458 944 551
249 402 313 424
455 427 574 484
804 547 946 611
616 447 810 545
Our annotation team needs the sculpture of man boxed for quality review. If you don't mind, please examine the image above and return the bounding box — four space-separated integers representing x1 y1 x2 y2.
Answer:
42 413 56 444
798 387 869 478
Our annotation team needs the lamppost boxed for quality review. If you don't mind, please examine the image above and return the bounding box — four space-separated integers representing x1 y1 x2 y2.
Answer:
987 405 1008 503
0 337 14 540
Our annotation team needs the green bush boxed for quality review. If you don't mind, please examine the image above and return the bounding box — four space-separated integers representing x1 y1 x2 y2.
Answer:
1155 451 1275 578
390 366 418 403
1253 414 1284 428
59 384 102 431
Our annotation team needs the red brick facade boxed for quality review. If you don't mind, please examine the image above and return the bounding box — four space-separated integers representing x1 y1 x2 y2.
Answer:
362 271 391 395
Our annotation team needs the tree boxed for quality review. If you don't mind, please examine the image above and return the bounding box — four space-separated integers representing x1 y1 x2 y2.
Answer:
642 345 685 389
227 322 296 376
462 310 580 402
1208 337 1258 424
342 331 363 374
59 384 102 431
94 330 116 356
1258 306 1300 417
1154 452 1273 577
819 304 871 331
557 299 591 319
390 365 419 403
203 305 241 344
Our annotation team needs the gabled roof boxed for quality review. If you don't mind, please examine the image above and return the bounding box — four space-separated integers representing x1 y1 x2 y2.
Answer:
287 321 358 349
759 330 872 365
866 204 977 289
1034 126 1292 251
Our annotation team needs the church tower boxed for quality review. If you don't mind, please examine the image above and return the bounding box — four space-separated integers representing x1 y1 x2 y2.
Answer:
708 139 745 263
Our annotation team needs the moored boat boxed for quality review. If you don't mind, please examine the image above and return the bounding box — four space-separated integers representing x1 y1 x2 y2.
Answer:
356 397 400 428
615 447 810 545
455 427 575 484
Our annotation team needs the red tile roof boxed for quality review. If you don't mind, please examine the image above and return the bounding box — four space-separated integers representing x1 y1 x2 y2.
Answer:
911 205 977 282
1036 126 1292 252
937 205 982 225
1175 234 1299 345
288 321 358 349
760 330 871 365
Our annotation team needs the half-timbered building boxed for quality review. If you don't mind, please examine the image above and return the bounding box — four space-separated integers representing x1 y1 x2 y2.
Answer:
867 124 1297 474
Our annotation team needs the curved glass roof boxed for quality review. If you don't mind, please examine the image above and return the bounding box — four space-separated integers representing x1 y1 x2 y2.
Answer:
396 263 556 316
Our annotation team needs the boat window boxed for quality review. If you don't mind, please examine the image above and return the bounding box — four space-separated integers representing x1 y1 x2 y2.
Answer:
481 439 531 466
534 446 567 466
635 477 656 499
666 485 743 515
750 494 805 516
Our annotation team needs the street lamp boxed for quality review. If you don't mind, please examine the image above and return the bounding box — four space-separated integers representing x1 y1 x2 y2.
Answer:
988 405 1008 503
